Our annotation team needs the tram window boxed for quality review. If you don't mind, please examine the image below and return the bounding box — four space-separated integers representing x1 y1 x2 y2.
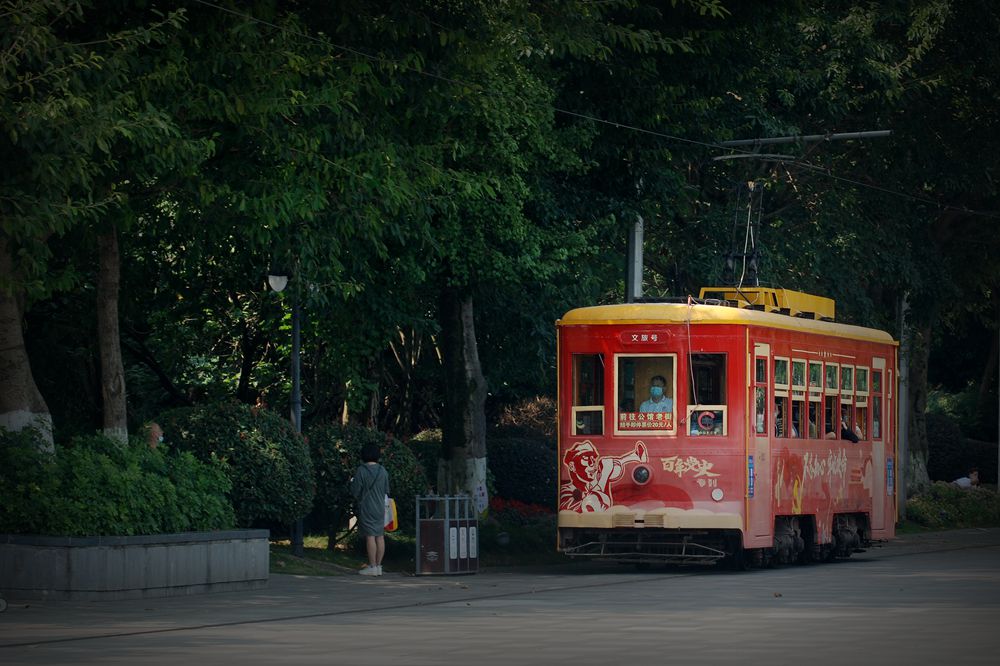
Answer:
808 361 822 391
791 399 805 438
689 354 726 405
841 366 854 392
615 354 676 434
755 358 767 383
872 396 882 439
775 396 791 437
808 402 820 438
687 354 727 436
823 395 839 438
825 363 839 391
755 387 767 434
774 358 789 388
573 354 603 406
856 367 869 395
572 354 604 436
872 369 883 440
855 405 868 440
754 351 768 436
792 360 806 390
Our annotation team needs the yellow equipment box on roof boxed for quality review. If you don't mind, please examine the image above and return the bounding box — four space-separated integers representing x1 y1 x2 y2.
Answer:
698 286 836 321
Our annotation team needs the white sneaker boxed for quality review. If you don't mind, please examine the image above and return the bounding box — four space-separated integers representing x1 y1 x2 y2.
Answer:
376 565 383 576
358 566 379 576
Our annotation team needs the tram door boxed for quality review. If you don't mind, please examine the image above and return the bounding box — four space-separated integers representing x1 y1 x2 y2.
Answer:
748 341 773 540
870 357 888 531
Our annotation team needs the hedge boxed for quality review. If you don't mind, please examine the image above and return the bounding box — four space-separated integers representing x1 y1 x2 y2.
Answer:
307 423 429 539
158 401 314 528
0 428 234 536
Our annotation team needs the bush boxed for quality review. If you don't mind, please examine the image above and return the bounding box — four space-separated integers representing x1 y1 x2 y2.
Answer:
486 437 556 508
307 423 429 538
405 429 442 492
158 401 313 528
926 411 965 482
925 411 998 485
492 396 557 442
905 481 1000 529
480 497 559 566
0 428 234 536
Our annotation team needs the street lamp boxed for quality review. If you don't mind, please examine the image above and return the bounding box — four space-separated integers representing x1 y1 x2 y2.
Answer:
268 267 304 557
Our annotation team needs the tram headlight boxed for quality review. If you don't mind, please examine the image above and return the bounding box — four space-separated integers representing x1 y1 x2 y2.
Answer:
711 488 724 502
632 465 652 485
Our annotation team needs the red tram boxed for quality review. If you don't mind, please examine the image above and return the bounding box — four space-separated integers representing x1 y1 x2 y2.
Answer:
556 287 897 566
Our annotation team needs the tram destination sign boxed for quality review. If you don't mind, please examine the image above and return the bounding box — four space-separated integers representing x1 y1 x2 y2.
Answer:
618 330 670 345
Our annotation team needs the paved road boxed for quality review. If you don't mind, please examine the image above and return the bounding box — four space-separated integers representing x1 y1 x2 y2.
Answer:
2 528 999 664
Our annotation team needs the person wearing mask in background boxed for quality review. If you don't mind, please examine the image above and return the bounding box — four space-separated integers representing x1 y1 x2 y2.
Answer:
146 422 164 449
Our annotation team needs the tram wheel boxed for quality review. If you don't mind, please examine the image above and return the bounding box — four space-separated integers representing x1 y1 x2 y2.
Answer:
726 547 752 571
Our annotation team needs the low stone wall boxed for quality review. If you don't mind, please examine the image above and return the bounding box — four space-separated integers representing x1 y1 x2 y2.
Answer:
0 530 269 601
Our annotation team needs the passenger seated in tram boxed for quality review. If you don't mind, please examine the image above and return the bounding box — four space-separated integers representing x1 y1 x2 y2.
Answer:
840 408 860 443
639 375 673 412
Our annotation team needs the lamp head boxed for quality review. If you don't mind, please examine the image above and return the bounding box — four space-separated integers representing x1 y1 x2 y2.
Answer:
267 273 288 293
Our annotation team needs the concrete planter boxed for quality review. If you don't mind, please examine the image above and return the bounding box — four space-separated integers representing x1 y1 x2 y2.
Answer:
0 530 269 601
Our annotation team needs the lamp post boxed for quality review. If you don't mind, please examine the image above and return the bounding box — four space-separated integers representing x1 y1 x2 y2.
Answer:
268 268 304 557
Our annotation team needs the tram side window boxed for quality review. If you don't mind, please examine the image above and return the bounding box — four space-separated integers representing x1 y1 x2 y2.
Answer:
808 402 820 438
775 396 793 437
872 370 883 440
616 355 677 434
823 362 840 439
754 357 768 435
572 354 604 436
688 354 727 436
791 399 805 438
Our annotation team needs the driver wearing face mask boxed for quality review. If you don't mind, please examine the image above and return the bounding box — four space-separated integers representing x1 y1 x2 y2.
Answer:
639 375 673 412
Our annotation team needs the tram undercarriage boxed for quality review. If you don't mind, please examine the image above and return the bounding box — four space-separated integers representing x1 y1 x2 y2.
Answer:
559 513 872 568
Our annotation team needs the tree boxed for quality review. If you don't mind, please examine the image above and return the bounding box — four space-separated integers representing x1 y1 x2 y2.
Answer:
1 0 185 446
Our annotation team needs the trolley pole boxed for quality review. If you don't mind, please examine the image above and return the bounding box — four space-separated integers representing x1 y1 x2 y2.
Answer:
626 214 644 303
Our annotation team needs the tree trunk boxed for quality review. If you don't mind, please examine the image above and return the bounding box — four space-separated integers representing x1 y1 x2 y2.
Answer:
976 291 999 436
0 238 54 450
235 319 260 404
97 230 128 443
906 321 932 494
437 288 489 515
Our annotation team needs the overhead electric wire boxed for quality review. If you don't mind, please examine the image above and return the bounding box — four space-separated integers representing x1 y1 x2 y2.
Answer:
191 0 1000 221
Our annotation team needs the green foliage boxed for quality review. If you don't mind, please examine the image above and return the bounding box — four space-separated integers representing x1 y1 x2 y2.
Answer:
491 396 557 442
923 411 997 484
0 428 233 536
306 423 429 537
926 411 965 481
157 401 314 528
486 437 556 508
480 496 560 567
405 429 443 492
904 482 1000 529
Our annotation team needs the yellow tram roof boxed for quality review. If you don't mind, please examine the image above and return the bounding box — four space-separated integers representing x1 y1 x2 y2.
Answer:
557 295 896 346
